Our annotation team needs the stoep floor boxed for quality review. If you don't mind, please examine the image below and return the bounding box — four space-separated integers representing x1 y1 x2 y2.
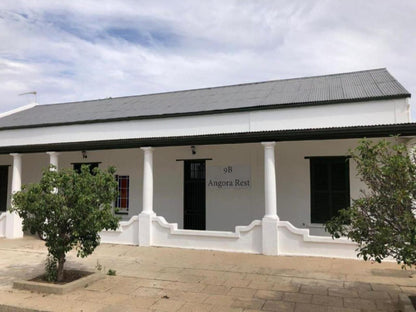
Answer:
0 237 415 312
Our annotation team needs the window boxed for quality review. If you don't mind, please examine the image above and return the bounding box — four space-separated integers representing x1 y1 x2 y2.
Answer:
115 175 129 214
73 162 100 174
309 157 350 224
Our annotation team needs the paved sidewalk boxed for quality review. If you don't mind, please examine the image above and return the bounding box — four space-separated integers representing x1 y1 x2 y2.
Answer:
0 237 415 311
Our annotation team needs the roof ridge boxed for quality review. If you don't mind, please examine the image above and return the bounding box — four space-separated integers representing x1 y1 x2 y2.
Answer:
38 68 389 108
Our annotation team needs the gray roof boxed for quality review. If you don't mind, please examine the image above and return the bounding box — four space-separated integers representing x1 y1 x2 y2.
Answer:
0 68 410 130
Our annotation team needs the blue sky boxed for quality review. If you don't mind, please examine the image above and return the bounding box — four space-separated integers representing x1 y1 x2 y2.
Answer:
0 0 415 116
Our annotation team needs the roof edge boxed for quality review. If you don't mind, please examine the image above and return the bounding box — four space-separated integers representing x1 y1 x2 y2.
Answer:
0 102 37 119
1 122 416 154
0 94 410 132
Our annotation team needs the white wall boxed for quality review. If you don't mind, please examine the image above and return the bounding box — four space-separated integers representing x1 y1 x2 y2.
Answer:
0 98 408 148
153 144 264 230
2 138 384 235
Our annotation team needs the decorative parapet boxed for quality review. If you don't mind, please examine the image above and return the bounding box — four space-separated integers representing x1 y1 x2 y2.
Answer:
277 221 354 245
152 216 261 238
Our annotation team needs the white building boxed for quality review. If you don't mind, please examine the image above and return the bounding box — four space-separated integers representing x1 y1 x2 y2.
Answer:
0 68 413 258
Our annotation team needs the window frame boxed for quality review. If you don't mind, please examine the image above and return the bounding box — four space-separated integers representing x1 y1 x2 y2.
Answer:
115 175 129 215
308 156 350 224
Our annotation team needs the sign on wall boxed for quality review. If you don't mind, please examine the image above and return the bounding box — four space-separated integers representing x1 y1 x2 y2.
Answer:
206 165 251 189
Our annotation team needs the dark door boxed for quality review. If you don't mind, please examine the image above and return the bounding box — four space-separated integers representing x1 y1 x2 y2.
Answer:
0 166 8 212
184 160 206 230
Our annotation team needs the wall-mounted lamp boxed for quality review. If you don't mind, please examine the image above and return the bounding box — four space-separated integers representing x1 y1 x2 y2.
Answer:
82 150 88 159
191 145 196 155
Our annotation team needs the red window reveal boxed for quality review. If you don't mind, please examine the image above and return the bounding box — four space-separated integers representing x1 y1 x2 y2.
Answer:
115 175 129 214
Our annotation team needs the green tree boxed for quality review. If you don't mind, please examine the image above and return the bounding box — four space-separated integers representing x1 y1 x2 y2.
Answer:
326 138 416 268
10 165 120 282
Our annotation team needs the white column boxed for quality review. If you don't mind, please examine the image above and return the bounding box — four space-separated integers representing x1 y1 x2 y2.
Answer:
139 147 154 246
6 153 24 238
141 147 154 215
261 142 279 255
46 151 60 170
263 142 278 219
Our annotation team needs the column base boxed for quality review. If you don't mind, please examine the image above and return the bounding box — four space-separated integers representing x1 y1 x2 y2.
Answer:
138 212 155 246
262 217 279 255
5 211 23 239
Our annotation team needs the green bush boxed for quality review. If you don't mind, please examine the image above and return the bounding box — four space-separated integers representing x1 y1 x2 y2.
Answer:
10 165 120 281
326 138 416 268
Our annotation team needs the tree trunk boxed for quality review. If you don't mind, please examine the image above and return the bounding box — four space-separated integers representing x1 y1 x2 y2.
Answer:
57 256 65 282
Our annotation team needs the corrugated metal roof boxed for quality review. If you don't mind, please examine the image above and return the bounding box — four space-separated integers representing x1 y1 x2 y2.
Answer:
0 68 410 130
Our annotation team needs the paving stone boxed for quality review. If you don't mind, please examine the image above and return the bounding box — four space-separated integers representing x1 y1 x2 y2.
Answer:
328 287 358 298
299 285 328 295
272 282 300 293
247 280 275 290
166 281 206 292
203 294 235 306
158 267 184 274
263 300 295 312
371 283 401 293
223 279 250 287
375 298 400 311
295 302 328 312
358 290 390 299
283 292 313 303
401 286 416 294
201 276 227 285
177 302 212 312
245 273 271 282
343 281 372 291
211 306 243 312
230 297 265 309
254 289 283 300
291 278 318 286
343 297 377 310
202 284 230 295
162 289 208 303
266 276 294 283
312 294 343 307
151 298 185 311
228 287 257 297
133 286 165 297
326 307 360 312
98 304 149 312
119 296 159 309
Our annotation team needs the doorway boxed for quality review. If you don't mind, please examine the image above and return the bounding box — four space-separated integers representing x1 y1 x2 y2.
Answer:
0 166 8 212
183 160 206 230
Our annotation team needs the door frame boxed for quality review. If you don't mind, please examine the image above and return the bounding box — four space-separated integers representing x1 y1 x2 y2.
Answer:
183 159 207 230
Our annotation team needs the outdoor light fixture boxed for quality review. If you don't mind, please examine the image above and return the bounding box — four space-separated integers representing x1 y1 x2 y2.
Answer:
82 150 88 159
191 145 196 155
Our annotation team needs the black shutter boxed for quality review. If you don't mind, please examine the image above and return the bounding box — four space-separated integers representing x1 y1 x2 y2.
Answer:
310 157 350 223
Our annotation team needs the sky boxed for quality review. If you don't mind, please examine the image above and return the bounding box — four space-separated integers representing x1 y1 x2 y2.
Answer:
0 0 415 116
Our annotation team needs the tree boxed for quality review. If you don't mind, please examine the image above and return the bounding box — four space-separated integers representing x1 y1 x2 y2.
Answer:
325 138 416 268
10 165 120 282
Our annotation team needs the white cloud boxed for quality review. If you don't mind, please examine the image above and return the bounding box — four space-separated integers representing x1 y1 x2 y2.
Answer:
0 0 414 117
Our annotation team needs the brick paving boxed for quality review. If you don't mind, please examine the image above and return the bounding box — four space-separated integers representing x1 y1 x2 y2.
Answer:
0 237 415 311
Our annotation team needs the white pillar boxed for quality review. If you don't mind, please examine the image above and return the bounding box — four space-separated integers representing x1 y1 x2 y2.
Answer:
139 147 155 246
6 153 23 238
46 151 60 170
261 142 279 255
263 142 278 219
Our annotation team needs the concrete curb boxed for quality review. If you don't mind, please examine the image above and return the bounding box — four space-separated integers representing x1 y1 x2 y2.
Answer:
399 293 416 312
13 272 104 295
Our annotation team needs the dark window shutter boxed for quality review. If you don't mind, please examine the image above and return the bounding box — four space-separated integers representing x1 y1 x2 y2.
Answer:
310 157 350 223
